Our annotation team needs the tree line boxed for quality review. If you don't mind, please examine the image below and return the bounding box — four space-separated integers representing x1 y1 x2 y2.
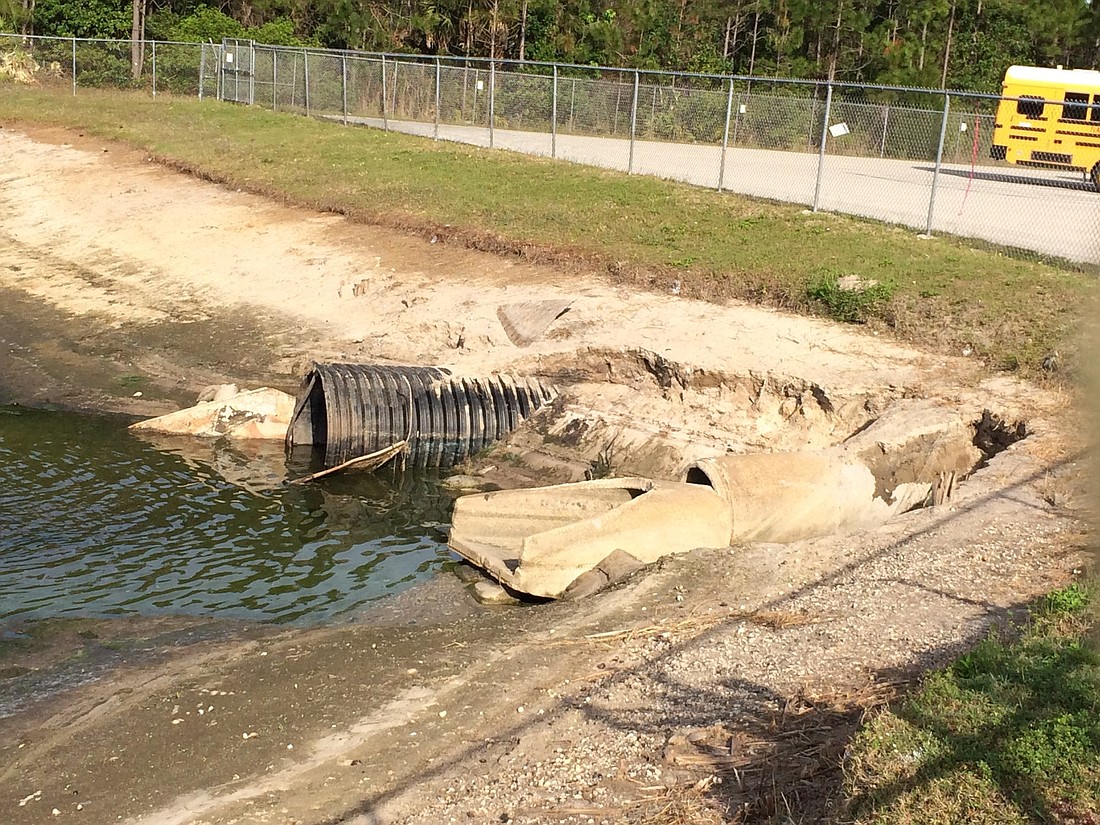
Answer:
2 0 1098 91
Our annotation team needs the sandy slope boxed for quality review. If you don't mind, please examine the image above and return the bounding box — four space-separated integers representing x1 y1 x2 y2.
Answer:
0 125 1089 825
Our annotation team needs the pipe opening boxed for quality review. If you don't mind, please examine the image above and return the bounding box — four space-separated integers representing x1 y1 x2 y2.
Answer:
684 466 715 488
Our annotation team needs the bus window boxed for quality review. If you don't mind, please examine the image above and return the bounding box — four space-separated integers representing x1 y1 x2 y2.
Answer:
1017 95 1044 117
1092 95 1100 123
1063 92 1089 120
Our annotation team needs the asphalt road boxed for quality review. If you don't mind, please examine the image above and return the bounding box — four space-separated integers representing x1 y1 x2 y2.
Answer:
352 116 1100 266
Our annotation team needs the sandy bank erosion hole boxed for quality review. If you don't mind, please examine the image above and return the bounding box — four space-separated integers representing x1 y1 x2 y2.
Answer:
496 347 902 483
853 408 1029 505
973 409 1029 468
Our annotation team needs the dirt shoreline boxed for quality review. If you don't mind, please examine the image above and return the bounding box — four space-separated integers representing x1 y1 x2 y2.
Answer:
0 124 1090 825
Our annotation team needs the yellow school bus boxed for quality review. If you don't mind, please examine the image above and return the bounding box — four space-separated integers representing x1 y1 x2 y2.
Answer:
990 65 1100 189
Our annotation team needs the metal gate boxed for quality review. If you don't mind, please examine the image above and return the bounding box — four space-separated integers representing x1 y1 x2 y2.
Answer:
218 38 255 104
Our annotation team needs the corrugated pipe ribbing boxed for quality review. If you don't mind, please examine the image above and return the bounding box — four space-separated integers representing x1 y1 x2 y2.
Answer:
285 362 556 469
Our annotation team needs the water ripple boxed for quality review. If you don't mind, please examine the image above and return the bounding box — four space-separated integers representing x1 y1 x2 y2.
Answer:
0 406 453 624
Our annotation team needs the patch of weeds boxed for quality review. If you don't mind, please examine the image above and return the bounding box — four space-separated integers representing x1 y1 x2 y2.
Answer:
844 579 1100 824
118 373 145 387
584 440 617 481
1036 582 1091 618
806 272 895 324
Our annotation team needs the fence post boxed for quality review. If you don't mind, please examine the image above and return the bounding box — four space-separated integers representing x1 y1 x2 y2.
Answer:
342 52 348 124
381 54 388 130
272 49 277 109
248 42 255 105
71 38 76 96
151 40 156 97
489 61 496 148
925 93 951 236
628 70 639 174
303 50 310 116
718 77 734 192
551 65 558 159
812 82 833 212
434 57 441 139
879 105 889 157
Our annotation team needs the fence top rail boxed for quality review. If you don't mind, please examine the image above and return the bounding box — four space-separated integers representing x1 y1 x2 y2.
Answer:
5 30 1093 106
0 32 209 48
259 45 1056 102
257 46 1013 99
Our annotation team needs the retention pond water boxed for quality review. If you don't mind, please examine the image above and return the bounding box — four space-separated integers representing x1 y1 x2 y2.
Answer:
0 405 455 626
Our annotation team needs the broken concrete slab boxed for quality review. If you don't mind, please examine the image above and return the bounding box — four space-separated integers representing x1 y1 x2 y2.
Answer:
497 300 572 347
560 548 648 600
196 383 242 404
839 398 988 503
448 477 732 600
129 387 295 440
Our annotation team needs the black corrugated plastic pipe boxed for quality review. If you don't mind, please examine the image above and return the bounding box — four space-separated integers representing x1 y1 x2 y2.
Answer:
285 362 556 469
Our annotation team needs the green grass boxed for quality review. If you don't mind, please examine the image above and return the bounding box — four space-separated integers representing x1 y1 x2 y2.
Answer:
844 582 1100 824
0 86 1095 380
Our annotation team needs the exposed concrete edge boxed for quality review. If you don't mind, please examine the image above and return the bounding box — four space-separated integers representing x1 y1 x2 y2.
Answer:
449 478 732 599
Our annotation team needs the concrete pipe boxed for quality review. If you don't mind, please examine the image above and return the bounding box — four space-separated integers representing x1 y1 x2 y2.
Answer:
682 451 932 544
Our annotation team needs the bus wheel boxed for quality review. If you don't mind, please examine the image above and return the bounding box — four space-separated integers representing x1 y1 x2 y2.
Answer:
1093 163 1100 191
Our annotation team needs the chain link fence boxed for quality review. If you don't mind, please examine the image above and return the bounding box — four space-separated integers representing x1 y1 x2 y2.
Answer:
0 33 208 96
2 33 1097 266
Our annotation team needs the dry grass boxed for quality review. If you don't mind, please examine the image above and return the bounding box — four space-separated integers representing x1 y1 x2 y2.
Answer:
519 773 729 824
518 682 902 824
